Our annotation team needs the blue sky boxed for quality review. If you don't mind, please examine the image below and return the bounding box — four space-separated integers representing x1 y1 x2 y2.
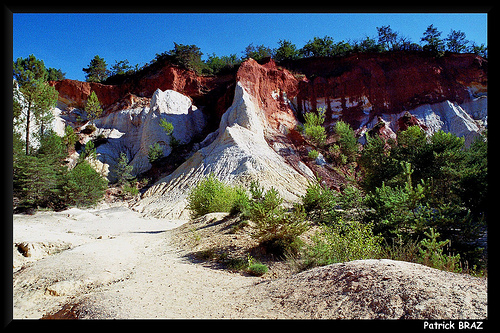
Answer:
13 13 488 81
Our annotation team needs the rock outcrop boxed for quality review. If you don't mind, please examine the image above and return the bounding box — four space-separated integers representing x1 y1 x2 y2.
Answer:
47 52 487 206
256 259 487 319
48 60 234 117
91 88 207 180
134 78 310 219
288 52 486 127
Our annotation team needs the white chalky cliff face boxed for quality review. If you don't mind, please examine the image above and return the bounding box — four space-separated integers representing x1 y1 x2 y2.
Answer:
90 89 206 181
360 97 487 146
134 82 310 219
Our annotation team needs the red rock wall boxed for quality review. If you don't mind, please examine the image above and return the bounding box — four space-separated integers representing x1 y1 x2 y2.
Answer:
48 62 235 116
236 58 300 133
290 52 487 128
49 79 123 110
50 52 486 134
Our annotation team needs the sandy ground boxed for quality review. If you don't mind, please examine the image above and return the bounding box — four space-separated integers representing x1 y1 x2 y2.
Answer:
12 205 289 319
12 205 487 320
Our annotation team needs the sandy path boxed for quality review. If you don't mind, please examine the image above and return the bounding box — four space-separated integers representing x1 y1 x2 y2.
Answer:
12 205 288 319
12 205 487 320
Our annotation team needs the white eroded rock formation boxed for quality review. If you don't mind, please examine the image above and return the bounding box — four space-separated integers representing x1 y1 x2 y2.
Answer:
357 97 487 146
90 89 206 181
134 82 310 219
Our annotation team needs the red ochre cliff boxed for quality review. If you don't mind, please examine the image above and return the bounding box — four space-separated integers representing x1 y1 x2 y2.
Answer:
49 51 487 134
49 61 234 117
289 52 486 128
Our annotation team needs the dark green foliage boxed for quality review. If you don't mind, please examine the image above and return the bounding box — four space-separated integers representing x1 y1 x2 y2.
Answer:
377 25 399 51
13 131 108 211
333 120 358 164
358 127 487 270
299 36 336 57
204 53 240 75
243 43 274 62
244 181 309 256
300 125 486 274
418 228 461 273
109 59 134 76
421 24 445 56
13 54 65 86
47 68 66 81
78 140 97 163
13 132 67 211
64 160 108 207
360 126 486 216
13 56 59 155
445 30 469 53
167 43 207 75
147 142 163 164
85 91 103 122
302 180 341 224
63 125 78 149
358 133 399 192
363 163 430 240
114 152 134 186
352 37 385 53
467 42 487 58
274 40 299 62
158 119 180 150
456 134 487 217
82 55 109 82
13 54 49 86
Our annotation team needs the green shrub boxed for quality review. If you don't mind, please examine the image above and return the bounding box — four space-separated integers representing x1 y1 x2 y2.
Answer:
122 183 139 196
84 91 102 122
302 219 383 269
159 119 174 136
114 152 134 185
418 228 462 273
230 187 251 216
303 108 327 146
14 153 66 211
13 131 107 211
308 149 319 160
187 173 248 219
381 237 420 263
363 161 425 238
147 142 163 164
333 120 358 163
358 133 399 192
245 254 269 276
63 125 78 149
64 160 108 207
248 262 269 276
301 180 341 223
248 182 309 256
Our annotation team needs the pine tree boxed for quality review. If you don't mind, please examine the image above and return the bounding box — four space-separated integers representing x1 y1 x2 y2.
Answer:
82 55 108 82
445 30 469 53
115 152 134 185
14 55 60 154
85 91 103 123
421 24 445 55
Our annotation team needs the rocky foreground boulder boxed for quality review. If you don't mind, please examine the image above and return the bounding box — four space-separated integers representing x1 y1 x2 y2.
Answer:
255 259 487 319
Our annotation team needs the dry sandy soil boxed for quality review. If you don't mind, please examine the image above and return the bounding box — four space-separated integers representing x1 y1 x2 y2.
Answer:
12 205 487 319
